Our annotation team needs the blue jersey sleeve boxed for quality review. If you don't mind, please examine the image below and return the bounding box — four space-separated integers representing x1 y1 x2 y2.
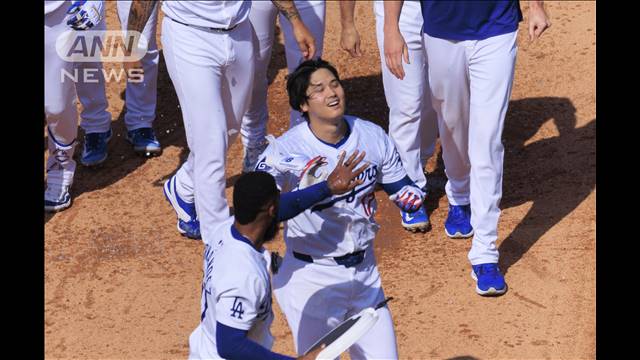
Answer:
216 322 295 360
277 181 332 221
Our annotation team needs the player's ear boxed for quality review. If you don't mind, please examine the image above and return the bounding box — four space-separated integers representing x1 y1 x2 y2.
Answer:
267 199 278 218
300 101 309 114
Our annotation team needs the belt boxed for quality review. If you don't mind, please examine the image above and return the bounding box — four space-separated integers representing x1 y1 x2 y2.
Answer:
293 250 366 268
167 16 238 32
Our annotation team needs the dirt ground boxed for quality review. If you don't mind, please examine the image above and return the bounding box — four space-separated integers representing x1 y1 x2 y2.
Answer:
44 1 595 359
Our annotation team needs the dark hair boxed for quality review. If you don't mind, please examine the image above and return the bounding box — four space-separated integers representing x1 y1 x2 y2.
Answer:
233 172 279 225
286 58 341 120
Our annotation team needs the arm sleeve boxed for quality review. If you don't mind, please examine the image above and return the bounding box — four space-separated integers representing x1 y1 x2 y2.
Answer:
277 181 332 221
216 322 295 360
380 175 415 196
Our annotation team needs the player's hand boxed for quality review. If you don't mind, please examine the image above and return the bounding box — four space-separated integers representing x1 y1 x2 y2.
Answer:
340 24 362 58
297 343 326 360
327 150 368 195
66 0 104 30
528 2 551 41
291 19 317 60
389 184 425 213
383 28 409 80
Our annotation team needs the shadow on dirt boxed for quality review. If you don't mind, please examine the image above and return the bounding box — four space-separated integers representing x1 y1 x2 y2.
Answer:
499 97 595 274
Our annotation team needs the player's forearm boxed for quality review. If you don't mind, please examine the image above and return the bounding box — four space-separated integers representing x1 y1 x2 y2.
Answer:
529 0 545 10
380 175 415 196
339 1 357 29
383 1 404 32
127 0 156 34
272 0 301 22
277 181 332 222
216 322 295 360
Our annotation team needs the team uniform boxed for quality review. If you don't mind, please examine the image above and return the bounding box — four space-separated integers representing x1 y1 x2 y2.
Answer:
420 0 522 294
373 0 437 191
161 1 255 242
241 0 326 172
189 218 275 359
76 0 161 166
45 0 100 211
256 116 401 358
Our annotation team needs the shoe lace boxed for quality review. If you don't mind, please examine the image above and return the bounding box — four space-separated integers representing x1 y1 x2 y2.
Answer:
449 205 467 223
478 264 499 276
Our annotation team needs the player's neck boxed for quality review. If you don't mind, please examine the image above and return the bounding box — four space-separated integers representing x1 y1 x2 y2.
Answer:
233 222 263 250
308 116 347 145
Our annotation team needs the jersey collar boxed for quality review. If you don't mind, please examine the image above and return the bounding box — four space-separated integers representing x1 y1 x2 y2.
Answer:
230 225 264 253
307 117 351 149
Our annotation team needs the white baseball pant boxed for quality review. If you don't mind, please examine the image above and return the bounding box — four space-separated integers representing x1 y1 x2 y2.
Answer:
77 0 160 134
45 1 78 187
273 247 398 359
161 17 256 243
423 30 518 265
374 0 438 190
241 0 326 151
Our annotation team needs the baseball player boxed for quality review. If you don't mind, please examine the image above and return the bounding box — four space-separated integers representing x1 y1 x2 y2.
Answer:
45 0 105 212
241 0 326 173
76 0 161 167
256 59 427 358
339 0 438 232
190 156 368 359
384 0 551 295
120 0 315 241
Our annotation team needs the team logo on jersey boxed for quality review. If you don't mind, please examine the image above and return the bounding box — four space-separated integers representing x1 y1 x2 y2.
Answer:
311 165 379 212
255 157 271 172
230 297 245 319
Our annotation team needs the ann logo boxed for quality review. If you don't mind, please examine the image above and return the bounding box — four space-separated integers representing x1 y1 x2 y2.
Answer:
230 297 245 319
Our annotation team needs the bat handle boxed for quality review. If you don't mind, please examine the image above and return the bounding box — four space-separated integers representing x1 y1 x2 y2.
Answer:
374 297 394 310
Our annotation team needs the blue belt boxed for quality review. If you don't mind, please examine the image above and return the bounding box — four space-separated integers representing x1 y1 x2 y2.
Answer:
293 250 366 268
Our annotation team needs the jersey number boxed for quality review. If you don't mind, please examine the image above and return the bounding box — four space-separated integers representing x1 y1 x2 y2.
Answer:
230 297 245 319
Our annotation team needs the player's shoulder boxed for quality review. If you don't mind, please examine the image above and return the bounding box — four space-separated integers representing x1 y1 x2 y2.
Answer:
346 115 389 138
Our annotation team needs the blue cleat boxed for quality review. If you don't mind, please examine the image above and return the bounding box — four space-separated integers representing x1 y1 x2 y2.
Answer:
401 205 430 232
126 127 161 156
471 263 508 296
444 204 474 238
163 175 201 240
81 129 112 166
45 184 71 212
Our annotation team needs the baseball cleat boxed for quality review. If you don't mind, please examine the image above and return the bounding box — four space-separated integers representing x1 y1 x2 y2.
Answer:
444 204 474 238
401 206 430 232
471 263 507 296
45 184 72 212
126 128 161 156
81 129 112 167
163 175 201 240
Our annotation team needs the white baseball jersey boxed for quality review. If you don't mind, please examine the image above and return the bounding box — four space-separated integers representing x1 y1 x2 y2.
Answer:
162 1 251 29
189 218 275 359
256 115 407 258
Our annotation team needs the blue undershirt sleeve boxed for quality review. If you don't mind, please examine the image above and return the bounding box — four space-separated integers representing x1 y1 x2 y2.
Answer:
277 181 332 221
216 322 295 360
380 175 415 196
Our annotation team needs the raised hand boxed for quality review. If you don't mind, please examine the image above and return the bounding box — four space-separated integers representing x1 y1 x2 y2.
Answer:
327 150 368 195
